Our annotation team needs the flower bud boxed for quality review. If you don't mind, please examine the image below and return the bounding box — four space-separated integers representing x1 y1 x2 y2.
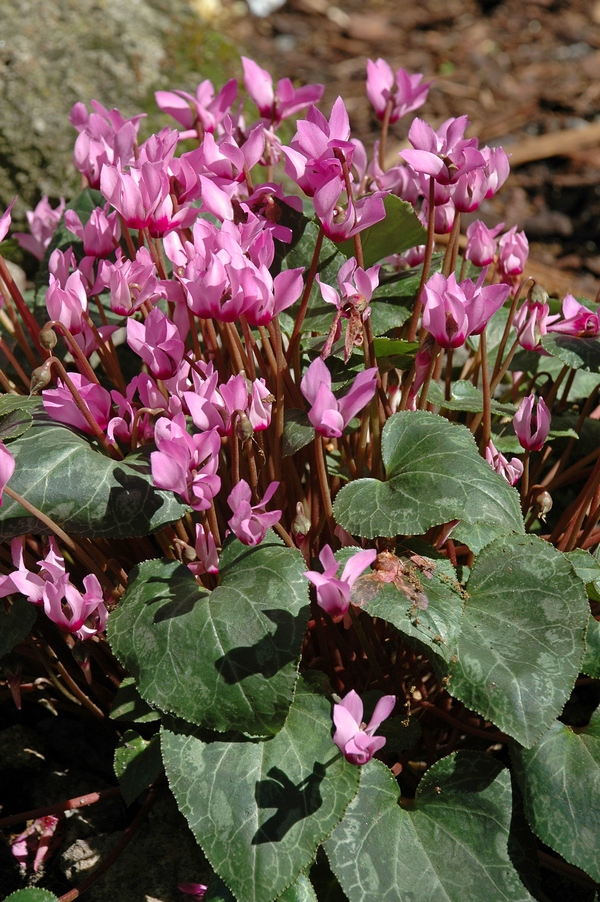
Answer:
30 359 53 394
535 490 553 521
234 411 254 442
527 281 548 307
39 325 58 350
291 502 311 539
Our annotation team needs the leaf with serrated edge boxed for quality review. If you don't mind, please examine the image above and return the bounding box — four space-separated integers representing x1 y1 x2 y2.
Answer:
325 752 534 902
205 872 318 902
4 890 61 901
448 535 589 747
333 411 523 552
0 412 188 539
511 709 600 882
582 615 600 678
108 536 309 736
114 731 163 806
161 677 361 902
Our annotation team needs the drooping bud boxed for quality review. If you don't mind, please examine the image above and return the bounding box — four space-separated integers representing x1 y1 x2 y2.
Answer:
39 325 58 350
291 502 311 545
30 359 54 395
535 490 553 521
234 410 254 442
527 281 549 307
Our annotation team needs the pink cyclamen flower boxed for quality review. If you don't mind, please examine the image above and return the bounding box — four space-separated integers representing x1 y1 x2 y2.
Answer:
127 307 185 380
187 524 219 577
304 545 377 619
242 57 324 128
332 689 395 765
151 416 221 511
227 480 281 546
401 115 485 186
43 374 113 435
366 59 430 123
155 77 237 137
46 270 89 335
464 220 504 267
43 573 108 641
0 440 15 505
546 293 600 338
0 198 17 243
13 196 65 260
177 884 207 900
497 226 529 278
485 440 523 486
513 393 551 451
300 357 378 438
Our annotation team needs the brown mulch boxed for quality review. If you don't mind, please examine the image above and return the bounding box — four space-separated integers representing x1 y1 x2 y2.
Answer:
221 0 600 298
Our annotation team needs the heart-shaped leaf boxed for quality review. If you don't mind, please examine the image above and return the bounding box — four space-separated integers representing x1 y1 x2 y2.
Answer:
114 730 163 806
161 676 361 902
108 535 309 736
448 535 589 747
0 411 188 539
334 411 524 552
325 753 534 902
511 708 600 882
205 872 318 902
337 195 427 267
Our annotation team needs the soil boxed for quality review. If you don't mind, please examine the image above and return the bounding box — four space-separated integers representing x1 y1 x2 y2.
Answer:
222 0 600 298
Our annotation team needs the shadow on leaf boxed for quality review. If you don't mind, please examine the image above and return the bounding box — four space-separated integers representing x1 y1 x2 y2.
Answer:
214 607 309 683
252 763 325 844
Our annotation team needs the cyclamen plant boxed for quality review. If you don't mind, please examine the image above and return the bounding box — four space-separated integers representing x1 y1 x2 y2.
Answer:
0 55 599 902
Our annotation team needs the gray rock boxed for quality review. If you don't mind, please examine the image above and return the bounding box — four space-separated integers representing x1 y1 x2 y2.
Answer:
0 0 238 231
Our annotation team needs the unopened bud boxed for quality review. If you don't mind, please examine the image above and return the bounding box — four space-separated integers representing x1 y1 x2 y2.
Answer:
30 359 53 394
234 411 254 442
535 490 553 521
39 325 58 350
291 502 311 539
527 281 548 306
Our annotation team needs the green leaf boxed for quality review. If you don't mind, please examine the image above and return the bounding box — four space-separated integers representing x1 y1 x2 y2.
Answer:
108 536 309 736
449 535 589 747
371 338 419 371
582 616 600 679
109 676 161 723
325 753 534 902
0 412 188 539
541 333 600 371
283 409 315 457
333 411 524 552
0 396 42 417
0 598 36 658
349 553 465 666
511 709 600 882
0 408 33 441
4 890 61 901
114 730 163 806
161 677 361 902
337 196 427 267
206 872 318 902
427 380 516 416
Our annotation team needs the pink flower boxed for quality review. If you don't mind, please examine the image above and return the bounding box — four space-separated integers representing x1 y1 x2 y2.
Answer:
43 573 108 641
497 226 529 278
317 257 380 360
227 480 281 546
332 689 395 765
421 272 470 349
100 162 197 237
0 440 15 506
366 59 430 123
187 524 219 577
300 357 378 438
0 537 65 604
43 374 113 435
513 393 551 451
465 221 504 267
0 198 16 243
127 307 185 380
485 440 523 486
401 115 485 186
312 176 386 242
70 99 143 188
155 78 237 137
242 57 324 128
304 545 377 618
150 415 221 511
177 884 207 900
13 196 65 260
64 206 120 258
46 270 89 335
546 294 600 338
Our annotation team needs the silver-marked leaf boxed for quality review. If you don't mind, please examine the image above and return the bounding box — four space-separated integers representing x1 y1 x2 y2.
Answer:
108 535 308 736
109 676 161 724
0 408 33 441
0 411 188 539
541 333 600 372
0 598 36 657
161 677 361 902
283 409 315 457
350 553 465 666
4 890 61 901
582 615 600 678
334 411 524 551
427 379 516 416
449 535 589 747
511 709 600 882
206 872 317 902
337 196 427 266
114 730 162 806
325 752 534 902
0 396 42 418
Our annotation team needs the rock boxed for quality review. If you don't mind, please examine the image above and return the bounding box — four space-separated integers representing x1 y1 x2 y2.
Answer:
0 0 239 233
